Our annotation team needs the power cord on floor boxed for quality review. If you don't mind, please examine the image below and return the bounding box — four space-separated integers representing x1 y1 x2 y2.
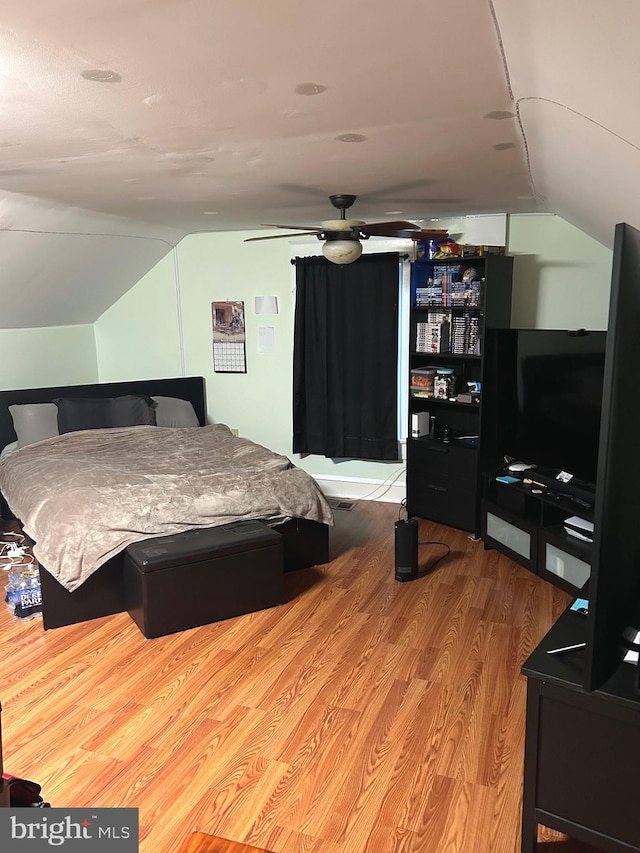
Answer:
398 498 451 576
0 532 26 545
0 535 35 572
357 465 407 502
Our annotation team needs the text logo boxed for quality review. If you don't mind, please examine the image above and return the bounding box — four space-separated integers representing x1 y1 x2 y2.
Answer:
0 809 138 850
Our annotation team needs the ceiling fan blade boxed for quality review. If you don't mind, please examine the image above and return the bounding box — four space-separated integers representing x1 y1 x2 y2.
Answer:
244 232 321 242
361 223 449 238
361 220 421 236
407 229 454 241
260 223 323 231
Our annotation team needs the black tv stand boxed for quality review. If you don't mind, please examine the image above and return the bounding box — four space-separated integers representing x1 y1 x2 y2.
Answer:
521 606 640 852
481 226 640 852
511 464 596 504
481 469 594 595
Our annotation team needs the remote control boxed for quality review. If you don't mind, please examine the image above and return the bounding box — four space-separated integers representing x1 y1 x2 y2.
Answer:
572 497 592 508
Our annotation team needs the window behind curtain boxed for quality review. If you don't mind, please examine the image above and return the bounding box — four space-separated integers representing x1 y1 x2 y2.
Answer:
292 252 400 461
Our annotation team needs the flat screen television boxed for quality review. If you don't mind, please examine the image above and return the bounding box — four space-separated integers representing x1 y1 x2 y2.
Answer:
493 329 607 487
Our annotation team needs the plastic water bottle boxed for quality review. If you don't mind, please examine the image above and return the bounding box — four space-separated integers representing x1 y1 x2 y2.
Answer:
5 566 42 621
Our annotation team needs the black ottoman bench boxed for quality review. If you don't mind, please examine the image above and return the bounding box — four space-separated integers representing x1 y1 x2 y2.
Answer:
123 520 284 638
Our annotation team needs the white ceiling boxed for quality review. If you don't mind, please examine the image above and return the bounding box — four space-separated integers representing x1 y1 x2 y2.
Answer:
1 0 639 328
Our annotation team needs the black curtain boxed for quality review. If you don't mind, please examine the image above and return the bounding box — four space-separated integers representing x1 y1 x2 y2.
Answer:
292 252 399 460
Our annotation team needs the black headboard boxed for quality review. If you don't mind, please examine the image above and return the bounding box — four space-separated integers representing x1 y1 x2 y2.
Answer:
0 376 206 451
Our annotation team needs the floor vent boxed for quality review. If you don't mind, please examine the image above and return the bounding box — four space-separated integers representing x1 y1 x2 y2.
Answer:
328 499 356 511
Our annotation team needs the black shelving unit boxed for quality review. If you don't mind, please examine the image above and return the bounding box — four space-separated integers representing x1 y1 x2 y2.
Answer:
406 254 513 533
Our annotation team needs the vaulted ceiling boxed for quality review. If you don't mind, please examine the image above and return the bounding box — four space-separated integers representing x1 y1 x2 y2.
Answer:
1 0 638 328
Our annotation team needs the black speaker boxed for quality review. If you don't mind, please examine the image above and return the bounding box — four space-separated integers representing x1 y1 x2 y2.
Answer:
395 518 419 582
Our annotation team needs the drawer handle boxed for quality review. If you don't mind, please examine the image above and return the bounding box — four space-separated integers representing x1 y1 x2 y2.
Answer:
426 484 448 493
428 445 450 454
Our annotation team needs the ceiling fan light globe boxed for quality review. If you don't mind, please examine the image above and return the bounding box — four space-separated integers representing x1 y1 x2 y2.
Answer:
322 239 363 265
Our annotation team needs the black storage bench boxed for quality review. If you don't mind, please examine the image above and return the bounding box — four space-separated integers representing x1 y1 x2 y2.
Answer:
123 520 284 638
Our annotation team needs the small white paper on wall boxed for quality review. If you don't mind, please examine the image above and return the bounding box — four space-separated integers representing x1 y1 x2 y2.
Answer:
255 296 279 315
257 326 275 353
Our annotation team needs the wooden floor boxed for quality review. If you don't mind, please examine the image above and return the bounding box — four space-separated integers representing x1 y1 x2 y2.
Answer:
178 829 276 852
0 502 600 852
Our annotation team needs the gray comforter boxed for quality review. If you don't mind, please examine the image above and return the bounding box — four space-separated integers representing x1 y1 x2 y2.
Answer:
0 424 334 592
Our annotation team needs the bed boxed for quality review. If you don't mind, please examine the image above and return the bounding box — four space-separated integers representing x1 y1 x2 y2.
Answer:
0 376 333 630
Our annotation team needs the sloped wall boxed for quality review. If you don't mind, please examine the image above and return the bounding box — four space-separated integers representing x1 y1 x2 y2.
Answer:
0 189 184 329
0 324 97 391
494 0 640 246
0 188 183 391
95 251 184 381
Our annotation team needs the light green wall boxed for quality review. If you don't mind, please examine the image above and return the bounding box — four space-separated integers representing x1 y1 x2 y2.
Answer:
94 251 184 381
180 234 409 488
90 213 614 491
176 231 293 456
92 229 408 486
0 213 612 491
0 325 97 390
507 214 612 329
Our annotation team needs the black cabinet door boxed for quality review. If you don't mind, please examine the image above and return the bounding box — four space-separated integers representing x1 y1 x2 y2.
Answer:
523 675 640 853
480 500 539 573
407 439 477 531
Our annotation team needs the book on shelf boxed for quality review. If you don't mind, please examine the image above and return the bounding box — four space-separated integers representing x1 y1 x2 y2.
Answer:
416 321 450 353
427 310 449 324
450 313 481 355
433 264 462 307
415 280 447 306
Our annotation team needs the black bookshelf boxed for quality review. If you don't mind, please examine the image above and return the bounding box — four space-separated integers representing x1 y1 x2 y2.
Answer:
406 254 513 533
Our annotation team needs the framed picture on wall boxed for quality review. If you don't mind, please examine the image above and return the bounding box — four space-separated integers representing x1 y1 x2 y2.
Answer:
212 300 247 373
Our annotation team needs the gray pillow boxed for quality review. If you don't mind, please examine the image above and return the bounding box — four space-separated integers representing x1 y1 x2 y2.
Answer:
9 403 60 448
0 440 19 460
151 396 200 428
55 395 157 434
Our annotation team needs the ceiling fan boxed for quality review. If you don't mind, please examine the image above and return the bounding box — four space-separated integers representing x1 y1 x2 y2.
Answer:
244 194 448 264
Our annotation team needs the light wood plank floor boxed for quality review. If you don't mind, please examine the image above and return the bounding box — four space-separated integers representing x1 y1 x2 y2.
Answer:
1 503 600 852
177 829 276 852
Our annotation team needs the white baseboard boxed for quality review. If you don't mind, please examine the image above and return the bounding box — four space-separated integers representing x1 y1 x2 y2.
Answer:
313 473 406 504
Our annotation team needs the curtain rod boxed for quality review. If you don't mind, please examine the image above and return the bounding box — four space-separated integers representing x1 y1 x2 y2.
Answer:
291 252 409 265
